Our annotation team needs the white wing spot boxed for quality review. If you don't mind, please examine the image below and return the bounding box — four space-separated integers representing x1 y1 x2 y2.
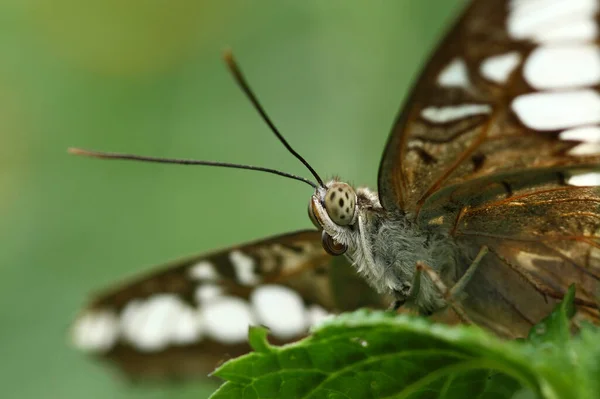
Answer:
480 52 521 84
512 89 600 130
524 44 600 89
567 142 600 155
508 0 599 43
561 125 600 155
560 125 600 142
437 58 469 88
195 284 223 303
229 250 260 286
421 104 492 124
567 172 600 186
71 310 119 352
558 126 600 156
535 17 598 43
171 305 202 345
120 294 202 352
251 285 308 339
202 296 255 344
189 261 219 281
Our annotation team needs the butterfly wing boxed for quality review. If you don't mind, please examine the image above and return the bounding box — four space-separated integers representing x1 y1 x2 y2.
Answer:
457 213 600 338
71 230 388 379
377 0 600 335
423 171 600 336
378 0 600 212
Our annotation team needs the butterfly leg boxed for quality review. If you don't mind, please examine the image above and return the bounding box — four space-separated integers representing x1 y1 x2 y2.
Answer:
389 266 423 311
416 262 472 323
389 262 422 311
390 246 488 314
417 246 489 323
449 245 489 297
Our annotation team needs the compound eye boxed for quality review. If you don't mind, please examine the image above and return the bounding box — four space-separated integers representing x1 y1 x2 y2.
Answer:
324 183 356 226
321 231 347 256
308 200 320 229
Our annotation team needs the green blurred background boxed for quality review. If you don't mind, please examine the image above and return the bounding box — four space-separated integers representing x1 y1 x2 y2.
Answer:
0 1 465 398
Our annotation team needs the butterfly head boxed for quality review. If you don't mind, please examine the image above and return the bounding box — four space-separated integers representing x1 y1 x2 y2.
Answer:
308 179 361 256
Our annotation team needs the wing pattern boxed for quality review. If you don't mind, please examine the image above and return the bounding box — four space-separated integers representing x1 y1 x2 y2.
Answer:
378 0 600 335
71 230 387 379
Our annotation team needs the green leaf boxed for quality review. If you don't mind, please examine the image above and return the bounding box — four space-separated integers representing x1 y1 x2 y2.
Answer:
248 326 273 354
527 285 576 347
570 324 600 396
211 311 537 399
210 292 599 399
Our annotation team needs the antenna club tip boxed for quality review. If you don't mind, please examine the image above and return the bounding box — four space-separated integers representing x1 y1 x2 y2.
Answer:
222 48 235 65
68 147 107 159
68 147 85 155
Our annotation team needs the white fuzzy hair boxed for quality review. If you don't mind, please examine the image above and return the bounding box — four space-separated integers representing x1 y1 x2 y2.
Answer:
327 187 459 314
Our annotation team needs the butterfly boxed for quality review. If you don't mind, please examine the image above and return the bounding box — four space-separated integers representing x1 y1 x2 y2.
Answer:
71 0 600 381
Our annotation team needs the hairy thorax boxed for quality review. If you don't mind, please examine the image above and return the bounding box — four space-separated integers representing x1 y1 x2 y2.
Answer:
341 188 460 314
310 181 461 314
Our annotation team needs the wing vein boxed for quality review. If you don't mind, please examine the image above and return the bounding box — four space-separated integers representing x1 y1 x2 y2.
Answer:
416 110 498 213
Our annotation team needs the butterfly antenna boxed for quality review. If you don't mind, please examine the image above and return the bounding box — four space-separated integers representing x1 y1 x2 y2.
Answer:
68 148 318 189
223 50 326 188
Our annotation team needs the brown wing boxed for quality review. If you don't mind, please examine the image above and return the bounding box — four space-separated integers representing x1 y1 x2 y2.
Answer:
419 170 600 336
378 0 600 213
71 230 388 380
378 0 600 335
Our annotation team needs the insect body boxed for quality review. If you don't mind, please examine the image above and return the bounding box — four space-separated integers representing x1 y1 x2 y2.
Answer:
310 181 455 314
